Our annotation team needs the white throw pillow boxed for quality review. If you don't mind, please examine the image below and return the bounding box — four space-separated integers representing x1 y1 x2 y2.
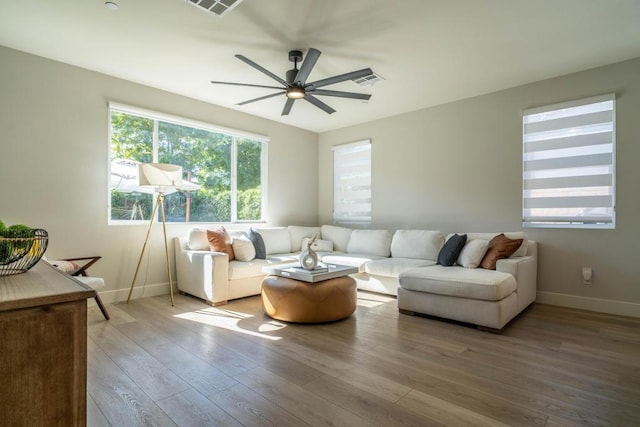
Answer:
254 227 292 255
457 239 489 268
232 235 256 262
301 237 334 252
390 229 444 260
347 229 392 257
187 228 209 250
320 225 353 252
288 225 321 252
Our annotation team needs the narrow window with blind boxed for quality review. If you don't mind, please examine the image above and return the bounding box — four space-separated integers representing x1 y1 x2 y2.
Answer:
333 140 372 224
522 94 615 228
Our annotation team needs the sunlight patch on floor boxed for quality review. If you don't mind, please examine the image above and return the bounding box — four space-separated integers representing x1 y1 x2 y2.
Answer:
173 306 283 340
356 291 395 308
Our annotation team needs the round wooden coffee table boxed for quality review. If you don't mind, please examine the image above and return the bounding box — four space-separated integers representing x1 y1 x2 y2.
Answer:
261 275 357 323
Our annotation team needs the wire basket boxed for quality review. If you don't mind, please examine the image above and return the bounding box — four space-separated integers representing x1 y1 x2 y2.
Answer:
0 229 49 276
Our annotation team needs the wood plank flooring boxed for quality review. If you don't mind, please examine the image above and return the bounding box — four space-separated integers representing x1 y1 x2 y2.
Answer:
86 292 640 426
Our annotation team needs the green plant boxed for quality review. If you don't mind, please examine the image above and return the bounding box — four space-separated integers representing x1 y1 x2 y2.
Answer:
0 223 35 264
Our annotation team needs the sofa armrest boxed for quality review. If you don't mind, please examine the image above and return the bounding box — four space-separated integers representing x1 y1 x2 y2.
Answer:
174 237 230 304
496 255 537 310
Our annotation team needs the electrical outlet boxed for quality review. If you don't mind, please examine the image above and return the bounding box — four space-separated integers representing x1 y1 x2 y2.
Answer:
582 267 593 285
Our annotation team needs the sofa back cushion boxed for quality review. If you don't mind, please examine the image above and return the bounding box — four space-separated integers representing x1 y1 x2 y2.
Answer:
254 227 292 255
321 225 353 253
390 229 444 260
288 226 321 252
347 229 392 257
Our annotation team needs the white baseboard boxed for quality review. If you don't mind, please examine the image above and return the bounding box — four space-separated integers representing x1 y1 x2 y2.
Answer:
87 282 171 307
536 291 640 318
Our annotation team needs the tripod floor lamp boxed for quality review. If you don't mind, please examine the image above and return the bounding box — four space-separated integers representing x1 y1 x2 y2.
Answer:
126 163 199 306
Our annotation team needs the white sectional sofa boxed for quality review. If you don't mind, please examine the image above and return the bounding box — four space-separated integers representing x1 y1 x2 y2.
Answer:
175 225 537 330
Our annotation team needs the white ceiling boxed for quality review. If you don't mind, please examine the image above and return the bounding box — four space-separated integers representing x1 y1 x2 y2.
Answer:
2 0 640 133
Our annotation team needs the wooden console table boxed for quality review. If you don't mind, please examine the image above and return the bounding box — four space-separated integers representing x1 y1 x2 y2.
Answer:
0 261 95 426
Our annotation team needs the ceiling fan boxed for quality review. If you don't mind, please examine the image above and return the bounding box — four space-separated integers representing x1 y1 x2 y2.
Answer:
211 48 373 116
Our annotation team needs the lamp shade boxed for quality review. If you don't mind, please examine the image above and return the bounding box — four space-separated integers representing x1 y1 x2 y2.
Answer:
138 163 183 193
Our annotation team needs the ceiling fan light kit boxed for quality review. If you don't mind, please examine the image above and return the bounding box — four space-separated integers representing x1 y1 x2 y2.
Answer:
211 48 374 116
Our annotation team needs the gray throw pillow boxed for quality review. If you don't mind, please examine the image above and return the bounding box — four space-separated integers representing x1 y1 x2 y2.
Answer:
248 228 266 259
437 234 467 266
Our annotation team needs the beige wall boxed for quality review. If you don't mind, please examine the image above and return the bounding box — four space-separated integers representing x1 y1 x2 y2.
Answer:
320 57 640 316
0 46 319 302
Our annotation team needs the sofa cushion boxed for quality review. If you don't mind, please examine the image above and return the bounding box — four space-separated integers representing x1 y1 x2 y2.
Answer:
390 229 443 260
480 234 524 270
437 234 467 266
187 228 209 250
288 226 321 252
399 266 517 301
321 225 353 253
365 258 436 278
248 228 266 259
457 239 489 269
232 235 256 262
254 227 291 255
206 227 235 260
347 229 392 257
321 253 385 273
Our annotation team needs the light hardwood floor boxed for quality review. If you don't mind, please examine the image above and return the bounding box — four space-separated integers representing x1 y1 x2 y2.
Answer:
86 292 640 426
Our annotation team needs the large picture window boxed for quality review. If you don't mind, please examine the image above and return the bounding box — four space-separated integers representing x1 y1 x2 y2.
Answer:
109 104 267 224
522 94 615 228
333 140 371 224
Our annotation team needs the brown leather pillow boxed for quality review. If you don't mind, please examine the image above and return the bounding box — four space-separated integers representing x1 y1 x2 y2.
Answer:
480 233 523 270
206 226 235 261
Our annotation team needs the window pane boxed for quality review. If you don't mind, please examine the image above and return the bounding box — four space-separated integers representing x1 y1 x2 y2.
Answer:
158 121 232 223
110 112 154 221
236 138 263 221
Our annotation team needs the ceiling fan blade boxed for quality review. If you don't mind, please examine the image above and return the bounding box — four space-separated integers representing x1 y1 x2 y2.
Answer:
237 91 285 106
281 98 295 116
304 94 336 115
294 48 321 85
211 81 284 90
235 54 290 87
306 68 373 89
308 89 371 100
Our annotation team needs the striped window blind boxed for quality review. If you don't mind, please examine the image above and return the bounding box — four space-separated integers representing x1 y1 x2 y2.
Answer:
333 140 371 224
522 94 615 228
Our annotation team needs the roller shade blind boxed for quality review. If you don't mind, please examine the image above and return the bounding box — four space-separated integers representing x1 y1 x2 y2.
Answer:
522 94 615 228
333 140 371 224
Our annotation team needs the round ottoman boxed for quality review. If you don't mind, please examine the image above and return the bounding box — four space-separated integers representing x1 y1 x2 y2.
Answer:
261 275 357 323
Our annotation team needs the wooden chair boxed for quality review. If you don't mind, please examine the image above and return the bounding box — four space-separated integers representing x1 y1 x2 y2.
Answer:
46 256 110 320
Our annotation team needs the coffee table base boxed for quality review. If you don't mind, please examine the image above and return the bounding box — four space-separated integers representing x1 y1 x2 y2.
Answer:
261 275 357 323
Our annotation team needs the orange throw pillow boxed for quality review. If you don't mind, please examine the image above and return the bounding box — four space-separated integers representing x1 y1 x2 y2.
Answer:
480 233 523 270
206 226 235 261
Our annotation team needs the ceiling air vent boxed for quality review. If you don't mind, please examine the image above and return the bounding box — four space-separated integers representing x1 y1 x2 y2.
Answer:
186 0 243 17
352 72 385 87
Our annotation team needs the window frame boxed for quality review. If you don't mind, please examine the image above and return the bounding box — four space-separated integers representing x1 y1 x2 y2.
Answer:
522 94 616 229
108 102 268 225
332 139 372 225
